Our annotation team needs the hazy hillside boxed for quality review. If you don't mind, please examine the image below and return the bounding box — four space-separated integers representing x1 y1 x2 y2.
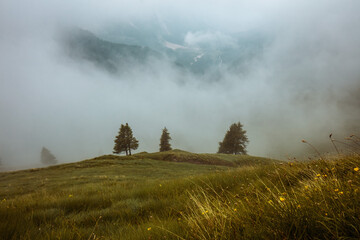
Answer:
58 27 266 77
0 151 277 239
1 151 359 239
59 28 162 74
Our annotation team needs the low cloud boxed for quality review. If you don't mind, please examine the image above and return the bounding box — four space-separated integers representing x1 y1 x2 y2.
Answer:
184 31 237 48
1 0 360 169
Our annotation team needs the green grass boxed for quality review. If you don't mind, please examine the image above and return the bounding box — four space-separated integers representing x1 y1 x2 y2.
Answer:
182 155 360 239
0 151 274 240
0 151 359 239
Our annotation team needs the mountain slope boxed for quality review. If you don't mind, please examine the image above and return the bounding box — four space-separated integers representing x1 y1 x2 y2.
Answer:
0 151 278 239
1 153 359 239
58 27 267 77
59 28 162 74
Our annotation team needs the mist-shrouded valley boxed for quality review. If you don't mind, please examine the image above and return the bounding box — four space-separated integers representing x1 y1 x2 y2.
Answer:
0 0 360 169
2 1 360 239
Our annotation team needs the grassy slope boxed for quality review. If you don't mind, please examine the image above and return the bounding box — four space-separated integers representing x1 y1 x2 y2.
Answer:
0 151 275 240
1 151 359 239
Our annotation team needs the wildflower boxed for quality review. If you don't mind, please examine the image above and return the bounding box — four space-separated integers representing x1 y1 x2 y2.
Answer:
334 189 339 192
202 210 208 215
354 167 359 172
297 204 301 208
314 177 318 180
268 200 273 204
68 194 73 198
279 197 286 202
234 208 237 212
147 227 151 231
338 191 344 195
266 187 270 191
316 173 321 177
304 186 309 190
325 213 328 216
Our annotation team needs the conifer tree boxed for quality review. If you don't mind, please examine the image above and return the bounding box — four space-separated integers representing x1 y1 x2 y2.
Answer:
159 127 172 152
41 147 57 165
113 124 127 155
113 123 139 155
218 122 249 155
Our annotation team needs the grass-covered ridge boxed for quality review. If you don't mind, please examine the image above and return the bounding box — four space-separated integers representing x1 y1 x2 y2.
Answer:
94 149 276 167
0 151 359 239
0 151 275 239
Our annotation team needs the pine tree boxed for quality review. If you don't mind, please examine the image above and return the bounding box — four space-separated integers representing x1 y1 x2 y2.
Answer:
113 123 139 155
218 122 249 155
159 127 172 152
113 124 127 155
41 147 57 165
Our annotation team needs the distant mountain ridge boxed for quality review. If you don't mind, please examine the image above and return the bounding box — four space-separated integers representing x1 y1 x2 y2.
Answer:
60 28 162 74
59 27 268 77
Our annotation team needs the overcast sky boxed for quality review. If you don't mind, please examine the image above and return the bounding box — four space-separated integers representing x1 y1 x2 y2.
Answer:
1 0 360 169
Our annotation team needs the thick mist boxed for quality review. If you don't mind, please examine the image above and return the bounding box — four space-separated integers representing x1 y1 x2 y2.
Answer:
1 0 360 169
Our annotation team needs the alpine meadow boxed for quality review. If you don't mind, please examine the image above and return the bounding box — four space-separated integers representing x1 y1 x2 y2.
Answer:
1 0 360 239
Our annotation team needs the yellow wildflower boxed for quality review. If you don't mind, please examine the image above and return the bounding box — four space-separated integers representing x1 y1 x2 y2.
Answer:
279 197 286 202
354 167 359 172
147 227 151 231
338 191 344 195
334 189 339 192
234 208 237 212
268 200 273 204
316 173 321 177
68 194 73 198
297 204 301 208
304 186 309 190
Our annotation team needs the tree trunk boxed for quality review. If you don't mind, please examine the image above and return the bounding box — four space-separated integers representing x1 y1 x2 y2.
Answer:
129 148 132 156
125 149 128 156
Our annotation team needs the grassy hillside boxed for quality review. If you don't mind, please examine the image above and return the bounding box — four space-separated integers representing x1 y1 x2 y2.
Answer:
0 151 359 239
0 151 274 239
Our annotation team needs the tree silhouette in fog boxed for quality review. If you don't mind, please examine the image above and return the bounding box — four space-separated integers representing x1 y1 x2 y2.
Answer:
41 147 58 165
113 123 139 156
159 127 172 152
218 122 249 155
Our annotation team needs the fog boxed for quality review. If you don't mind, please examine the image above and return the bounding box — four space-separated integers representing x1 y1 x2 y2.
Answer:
1 0 360 169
